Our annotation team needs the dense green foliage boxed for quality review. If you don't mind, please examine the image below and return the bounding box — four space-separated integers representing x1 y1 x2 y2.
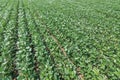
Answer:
0 0 120 80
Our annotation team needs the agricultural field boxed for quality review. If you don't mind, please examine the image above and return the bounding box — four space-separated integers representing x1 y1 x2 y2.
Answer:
0 0 120 80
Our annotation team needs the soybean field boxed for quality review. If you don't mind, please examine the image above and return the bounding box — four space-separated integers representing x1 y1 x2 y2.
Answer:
0 0 120 80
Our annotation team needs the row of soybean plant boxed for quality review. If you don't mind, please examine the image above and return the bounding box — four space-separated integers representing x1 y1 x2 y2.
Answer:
0 0 19 79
